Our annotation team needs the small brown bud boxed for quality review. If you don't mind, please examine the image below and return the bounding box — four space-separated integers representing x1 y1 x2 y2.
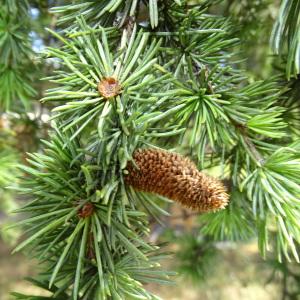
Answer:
125 149 229 212
98 77 121 99
78 202 95 218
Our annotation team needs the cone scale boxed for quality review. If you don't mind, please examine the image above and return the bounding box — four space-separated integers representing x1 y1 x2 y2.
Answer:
125 149 229 212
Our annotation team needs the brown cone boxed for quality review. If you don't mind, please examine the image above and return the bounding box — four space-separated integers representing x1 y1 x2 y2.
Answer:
125 148 229 212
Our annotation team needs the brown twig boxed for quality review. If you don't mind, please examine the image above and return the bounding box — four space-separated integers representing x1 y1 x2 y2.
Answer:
230 118 265 166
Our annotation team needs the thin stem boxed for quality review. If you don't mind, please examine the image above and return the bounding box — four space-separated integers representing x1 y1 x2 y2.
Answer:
282 267 288 300
242 134 265 165
230 117 265 166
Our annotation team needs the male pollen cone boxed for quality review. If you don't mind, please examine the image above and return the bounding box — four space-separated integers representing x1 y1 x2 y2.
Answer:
125 148 229 212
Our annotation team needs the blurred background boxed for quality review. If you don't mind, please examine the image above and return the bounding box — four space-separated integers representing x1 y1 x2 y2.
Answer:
0 236 292 300
1 0 300 299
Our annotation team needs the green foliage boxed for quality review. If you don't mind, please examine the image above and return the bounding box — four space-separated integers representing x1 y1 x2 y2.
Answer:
0 121 20 193
10 127 172 299
8 0 300 299
271 0 300 79
0 149 19 186
42 19 182 143
0 128 21 243
199 190 255 241
242 144 300 262
0 67 36 111
0 0 37 111
280 77 300 135
225 0 271 34
52 0 182 29
175 234 218 283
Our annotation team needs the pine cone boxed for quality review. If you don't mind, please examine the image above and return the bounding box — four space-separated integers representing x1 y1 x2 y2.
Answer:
125 149 229 212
